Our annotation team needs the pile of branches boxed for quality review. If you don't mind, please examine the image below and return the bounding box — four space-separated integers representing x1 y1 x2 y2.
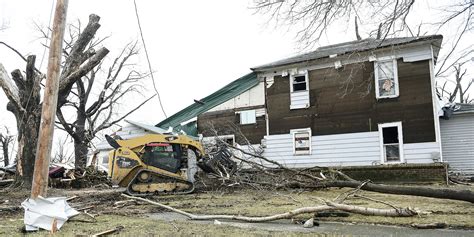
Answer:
50 166 111 189
197 130 474 204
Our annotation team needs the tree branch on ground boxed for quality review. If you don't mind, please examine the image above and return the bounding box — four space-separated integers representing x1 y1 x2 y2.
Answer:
122 194 419 223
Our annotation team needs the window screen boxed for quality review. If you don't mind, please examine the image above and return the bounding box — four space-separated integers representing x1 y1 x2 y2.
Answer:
240 110 256 124
294 131 310 155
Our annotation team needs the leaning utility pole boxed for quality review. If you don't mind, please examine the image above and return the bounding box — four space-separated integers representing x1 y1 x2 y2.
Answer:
31 0 69 198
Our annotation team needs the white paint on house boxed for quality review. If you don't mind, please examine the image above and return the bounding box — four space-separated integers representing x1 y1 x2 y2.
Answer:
207 81 265 112
440 113 474 175
260 131 441 169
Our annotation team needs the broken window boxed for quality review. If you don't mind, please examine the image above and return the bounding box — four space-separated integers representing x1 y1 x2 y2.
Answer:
379 122 403 163
374 59 399 99
290 71 310 109
292 75 307 91
292 129 311 155
239 110 256 125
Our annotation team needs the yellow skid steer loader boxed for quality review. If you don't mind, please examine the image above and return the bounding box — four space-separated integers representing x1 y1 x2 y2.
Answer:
105 134 235 196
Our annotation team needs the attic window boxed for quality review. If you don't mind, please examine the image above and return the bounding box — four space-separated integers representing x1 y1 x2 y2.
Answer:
374 59 399 99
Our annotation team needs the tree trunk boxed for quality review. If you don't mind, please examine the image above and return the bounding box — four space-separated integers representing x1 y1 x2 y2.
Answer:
74 140 88 169
74 113 88 169
324 181 474 203
14 109 41 187
4 56 42 187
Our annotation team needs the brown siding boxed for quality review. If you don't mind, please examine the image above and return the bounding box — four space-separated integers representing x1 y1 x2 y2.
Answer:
267 59 435 143
197 108 266 144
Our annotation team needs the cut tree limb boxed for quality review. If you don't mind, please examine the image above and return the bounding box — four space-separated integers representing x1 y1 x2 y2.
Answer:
0 64 23 113
121 194 418 222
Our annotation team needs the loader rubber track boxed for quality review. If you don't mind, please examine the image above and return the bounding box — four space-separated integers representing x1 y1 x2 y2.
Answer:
125 169 194 197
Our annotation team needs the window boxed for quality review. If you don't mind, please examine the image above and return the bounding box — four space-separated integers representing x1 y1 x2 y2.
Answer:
239 110 256 125
374 59 399 98
291 128 311 155
291 73 308 92
378 122 403 163
290 71 310 109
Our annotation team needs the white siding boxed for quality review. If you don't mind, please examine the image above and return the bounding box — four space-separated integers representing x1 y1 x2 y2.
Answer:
208 82 265 112
404 142 440 163
261 131 439 168
290 91 310 109
440 113 474 175
262 132 381 168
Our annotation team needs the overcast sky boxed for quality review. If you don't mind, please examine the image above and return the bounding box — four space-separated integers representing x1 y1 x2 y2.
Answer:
0 0 472 145
0 0 302 129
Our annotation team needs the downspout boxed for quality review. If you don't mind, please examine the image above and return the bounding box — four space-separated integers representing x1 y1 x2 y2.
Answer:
263 76 270 137
429 44 443 162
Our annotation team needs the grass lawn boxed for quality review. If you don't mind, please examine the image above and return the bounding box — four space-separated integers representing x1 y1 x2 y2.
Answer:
1 185 473 236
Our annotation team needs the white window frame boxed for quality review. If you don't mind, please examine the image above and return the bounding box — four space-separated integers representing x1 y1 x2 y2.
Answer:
374 58 399 99
378 122 404 164
289 71 309 93
290 128 312 155
238 110 256 125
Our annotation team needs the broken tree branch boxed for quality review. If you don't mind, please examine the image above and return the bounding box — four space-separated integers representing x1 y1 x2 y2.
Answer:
322 180 474 203
121 194 418 222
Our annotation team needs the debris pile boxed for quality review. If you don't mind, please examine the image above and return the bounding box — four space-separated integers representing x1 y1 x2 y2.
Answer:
49 165 111 189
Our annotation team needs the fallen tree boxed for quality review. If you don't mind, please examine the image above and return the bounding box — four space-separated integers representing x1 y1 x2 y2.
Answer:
322 181 474 203
122 194 419 223
201 124 474 204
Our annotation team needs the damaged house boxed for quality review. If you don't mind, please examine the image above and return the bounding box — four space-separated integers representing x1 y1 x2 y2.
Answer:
158 35 448 179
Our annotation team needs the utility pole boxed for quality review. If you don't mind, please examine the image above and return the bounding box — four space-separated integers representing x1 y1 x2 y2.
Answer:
31 0 69 198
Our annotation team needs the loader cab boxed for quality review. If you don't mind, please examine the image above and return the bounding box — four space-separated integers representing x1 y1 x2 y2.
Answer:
141 143 184 173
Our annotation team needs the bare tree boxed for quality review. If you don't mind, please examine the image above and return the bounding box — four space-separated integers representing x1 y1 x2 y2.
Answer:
438 63 474 103
56 41 154 168
0 126 14 167
0 14 109 186
253 0 474 101
51 137 74 164
253 0 417 48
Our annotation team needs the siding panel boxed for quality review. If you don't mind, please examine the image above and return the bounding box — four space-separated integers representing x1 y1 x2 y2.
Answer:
441 113 474 175
262 131 381 167
262 131 439 168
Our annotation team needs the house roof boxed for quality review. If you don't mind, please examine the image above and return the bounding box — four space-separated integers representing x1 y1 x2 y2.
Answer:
251 35 443 71
455 103 474 114
125 119 168 134
156 72 259 128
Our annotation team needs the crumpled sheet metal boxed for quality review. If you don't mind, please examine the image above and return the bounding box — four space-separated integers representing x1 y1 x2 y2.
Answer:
21 196 79 231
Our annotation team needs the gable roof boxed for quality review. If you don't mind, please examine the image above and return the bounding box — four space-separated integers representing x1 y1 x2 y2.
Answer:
251 35 443 71
156 72 259 128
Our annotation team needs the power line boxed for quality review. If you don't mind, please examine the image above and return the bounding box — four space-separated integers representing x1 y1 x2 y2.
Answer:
39 0 56 69
133 0 168 118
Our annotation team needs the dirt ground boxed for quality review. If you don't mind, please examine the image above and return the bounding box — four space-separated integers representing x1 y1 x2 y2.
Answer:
1 184 474 236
